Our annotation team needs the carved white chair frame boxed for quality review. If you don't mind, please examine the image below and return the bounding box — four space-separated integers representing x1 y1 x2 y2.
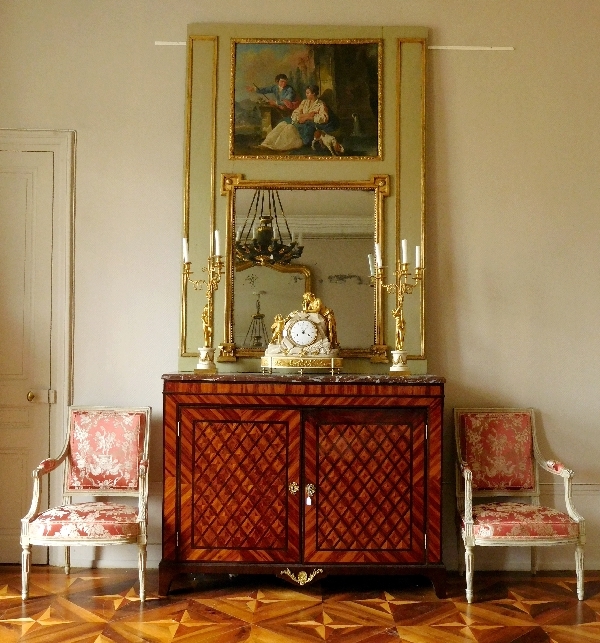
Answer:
454 407 585 603
20 406 151 601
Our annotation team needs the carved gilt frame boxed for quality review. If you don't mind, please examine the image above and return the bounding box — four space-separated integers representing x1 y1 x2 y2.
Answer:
218 173 390 362
229 38 383 161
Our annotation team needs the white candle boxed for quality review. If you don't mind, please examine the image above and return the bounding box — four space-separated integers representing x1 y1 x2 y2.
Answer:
252 226 257 239
235 229 241 242
374 243 382 268
401 239 408 264
214 230 221 256
368 254 375 276
183 238 189 263
415 245 421 268
297 232 303 246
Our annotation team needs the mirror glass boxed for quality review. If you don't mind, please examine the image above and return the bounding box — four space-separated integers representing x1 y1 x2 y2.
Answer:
228 186 380 358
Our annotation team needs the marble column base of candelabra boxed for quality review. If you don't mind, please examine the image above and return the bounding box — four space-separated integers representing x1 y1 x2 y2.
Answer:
390 350 410 376
194 347 217 374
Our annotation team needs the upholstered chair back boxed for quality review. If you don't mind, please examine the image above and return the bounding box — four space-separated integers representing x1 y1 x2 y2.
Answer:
65 408 149 496
455 409 539 495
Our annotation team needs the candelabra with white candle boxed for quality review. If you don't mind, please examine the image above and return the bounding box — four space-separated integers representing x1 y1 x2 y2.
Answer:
368 239 423 375
182 231 224 373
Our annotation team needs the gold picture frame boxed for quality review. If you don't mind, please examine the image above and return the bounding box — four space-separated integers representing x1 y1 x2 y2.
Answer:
230 38 382 160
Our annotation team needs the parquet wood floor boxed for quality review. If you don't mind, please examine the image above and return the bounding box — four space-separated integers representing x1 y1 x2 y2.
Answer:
0 566 599 642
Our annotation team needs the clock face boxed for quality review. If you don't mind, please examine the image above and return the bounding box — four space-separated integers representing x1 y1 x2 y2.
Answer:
289 319 319 346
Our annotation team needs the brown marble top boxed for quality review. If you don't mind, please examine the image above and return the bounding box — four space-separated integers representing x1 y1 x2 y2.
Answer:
162 372 445 385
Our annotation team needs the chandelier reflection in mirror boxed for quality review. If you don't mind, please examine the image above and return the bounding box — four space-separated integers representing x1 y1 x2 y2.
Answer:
235 189 304 266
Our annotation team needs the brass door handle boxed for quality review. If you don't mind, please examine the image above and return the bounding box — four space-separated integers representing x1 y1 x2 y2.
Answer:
27 391 35 402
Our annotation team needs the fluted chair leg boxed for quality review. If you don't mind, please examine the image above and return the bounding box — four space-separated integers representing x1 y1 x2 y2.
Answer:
21 544 31 600
465 545 474 603
65 545 70 574
531 546 538 575
139 544 147 602
455 513 465 575
576 544 585 600
457 533 465 575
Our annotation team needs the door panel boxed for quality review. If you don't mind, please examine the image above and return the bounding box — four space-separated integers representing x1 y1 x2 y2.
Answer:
304 407 427 564
179 406 301 562
0 151 54 563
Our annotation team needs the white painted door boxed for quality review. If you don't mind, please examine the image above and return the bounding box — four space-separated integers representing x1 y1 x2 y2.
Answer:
0 150 55 563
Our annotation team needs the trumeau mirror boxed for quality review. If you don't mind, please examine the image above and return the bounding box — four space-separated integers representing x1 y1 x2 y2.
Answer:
180 23 427 373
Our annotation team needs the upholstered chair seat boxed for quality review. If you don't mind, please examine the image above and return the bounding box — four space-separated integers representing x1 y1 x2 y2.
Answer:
29 501 141 540
463 502 580 541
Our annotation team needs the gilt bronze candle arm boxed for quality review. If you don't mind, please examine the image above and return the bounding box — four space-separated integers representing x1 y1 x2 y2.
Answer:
182 239 225 372
369 246 423 375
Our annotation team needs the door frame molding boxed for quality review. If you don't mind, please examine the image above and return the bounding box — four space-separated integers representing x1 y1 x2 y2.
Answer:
0 129 76 547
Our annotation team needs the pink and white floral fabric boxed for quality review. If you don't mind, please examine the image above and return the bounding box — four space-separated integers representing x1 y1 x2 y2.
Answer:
29 502 139 539
459 412 535 491
462 502 579 540
37 458 58 474
547 460 566 473
67 410 146 491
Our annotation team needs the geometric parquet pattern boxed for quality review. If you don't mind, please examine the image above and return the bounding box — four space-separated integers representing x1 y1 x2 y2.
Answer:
1 566 600 642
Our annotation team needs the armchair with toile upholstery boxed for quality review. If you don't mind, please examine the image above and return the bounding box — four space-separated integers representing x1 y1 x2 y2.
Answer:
21 406 151 601
454 408 585 603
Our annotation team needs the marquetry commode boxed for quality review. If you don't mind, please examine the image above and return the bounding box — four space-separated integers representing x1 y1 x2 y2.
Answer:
160 373 445 596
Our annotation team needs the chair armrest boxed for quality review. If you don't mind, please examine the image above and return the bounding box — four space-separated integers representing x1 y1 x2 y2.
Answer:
459 465 475 544
23 448 69 524
561 472 585 531
461 466 474 521
137 460 149 525
22 467 46 524
36 458 60 475
535 457 584 531
541 459 573 478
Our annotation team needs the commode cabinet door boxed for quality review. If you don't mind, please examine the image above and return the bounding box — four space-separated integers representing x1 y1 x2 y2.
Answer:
179 406 301 563
304 407 427 564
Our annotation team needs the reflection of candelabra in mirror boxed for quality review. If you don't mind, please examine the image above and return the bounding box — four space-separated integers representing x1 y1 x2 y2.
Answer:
243 291 269 348
182 232 224 373
369 239 423 375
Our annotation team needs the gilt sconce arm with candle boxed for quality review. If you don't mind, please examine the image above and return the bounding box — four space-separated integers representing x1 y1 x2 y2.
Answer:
182 231 224 373
368 239 423 375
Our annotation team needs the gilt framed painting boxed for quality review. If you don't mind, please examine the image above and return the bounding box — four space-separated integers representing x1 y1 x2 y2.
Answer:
230 39 382 160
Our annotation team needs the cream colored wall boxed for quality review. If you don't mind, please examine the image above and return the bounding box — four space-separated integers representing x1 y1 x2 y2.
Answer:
1 0 598 571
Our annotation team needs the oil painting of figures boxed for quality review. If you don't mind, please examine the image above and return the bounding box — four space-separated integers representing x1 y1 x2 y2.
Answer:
230 40 381 159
